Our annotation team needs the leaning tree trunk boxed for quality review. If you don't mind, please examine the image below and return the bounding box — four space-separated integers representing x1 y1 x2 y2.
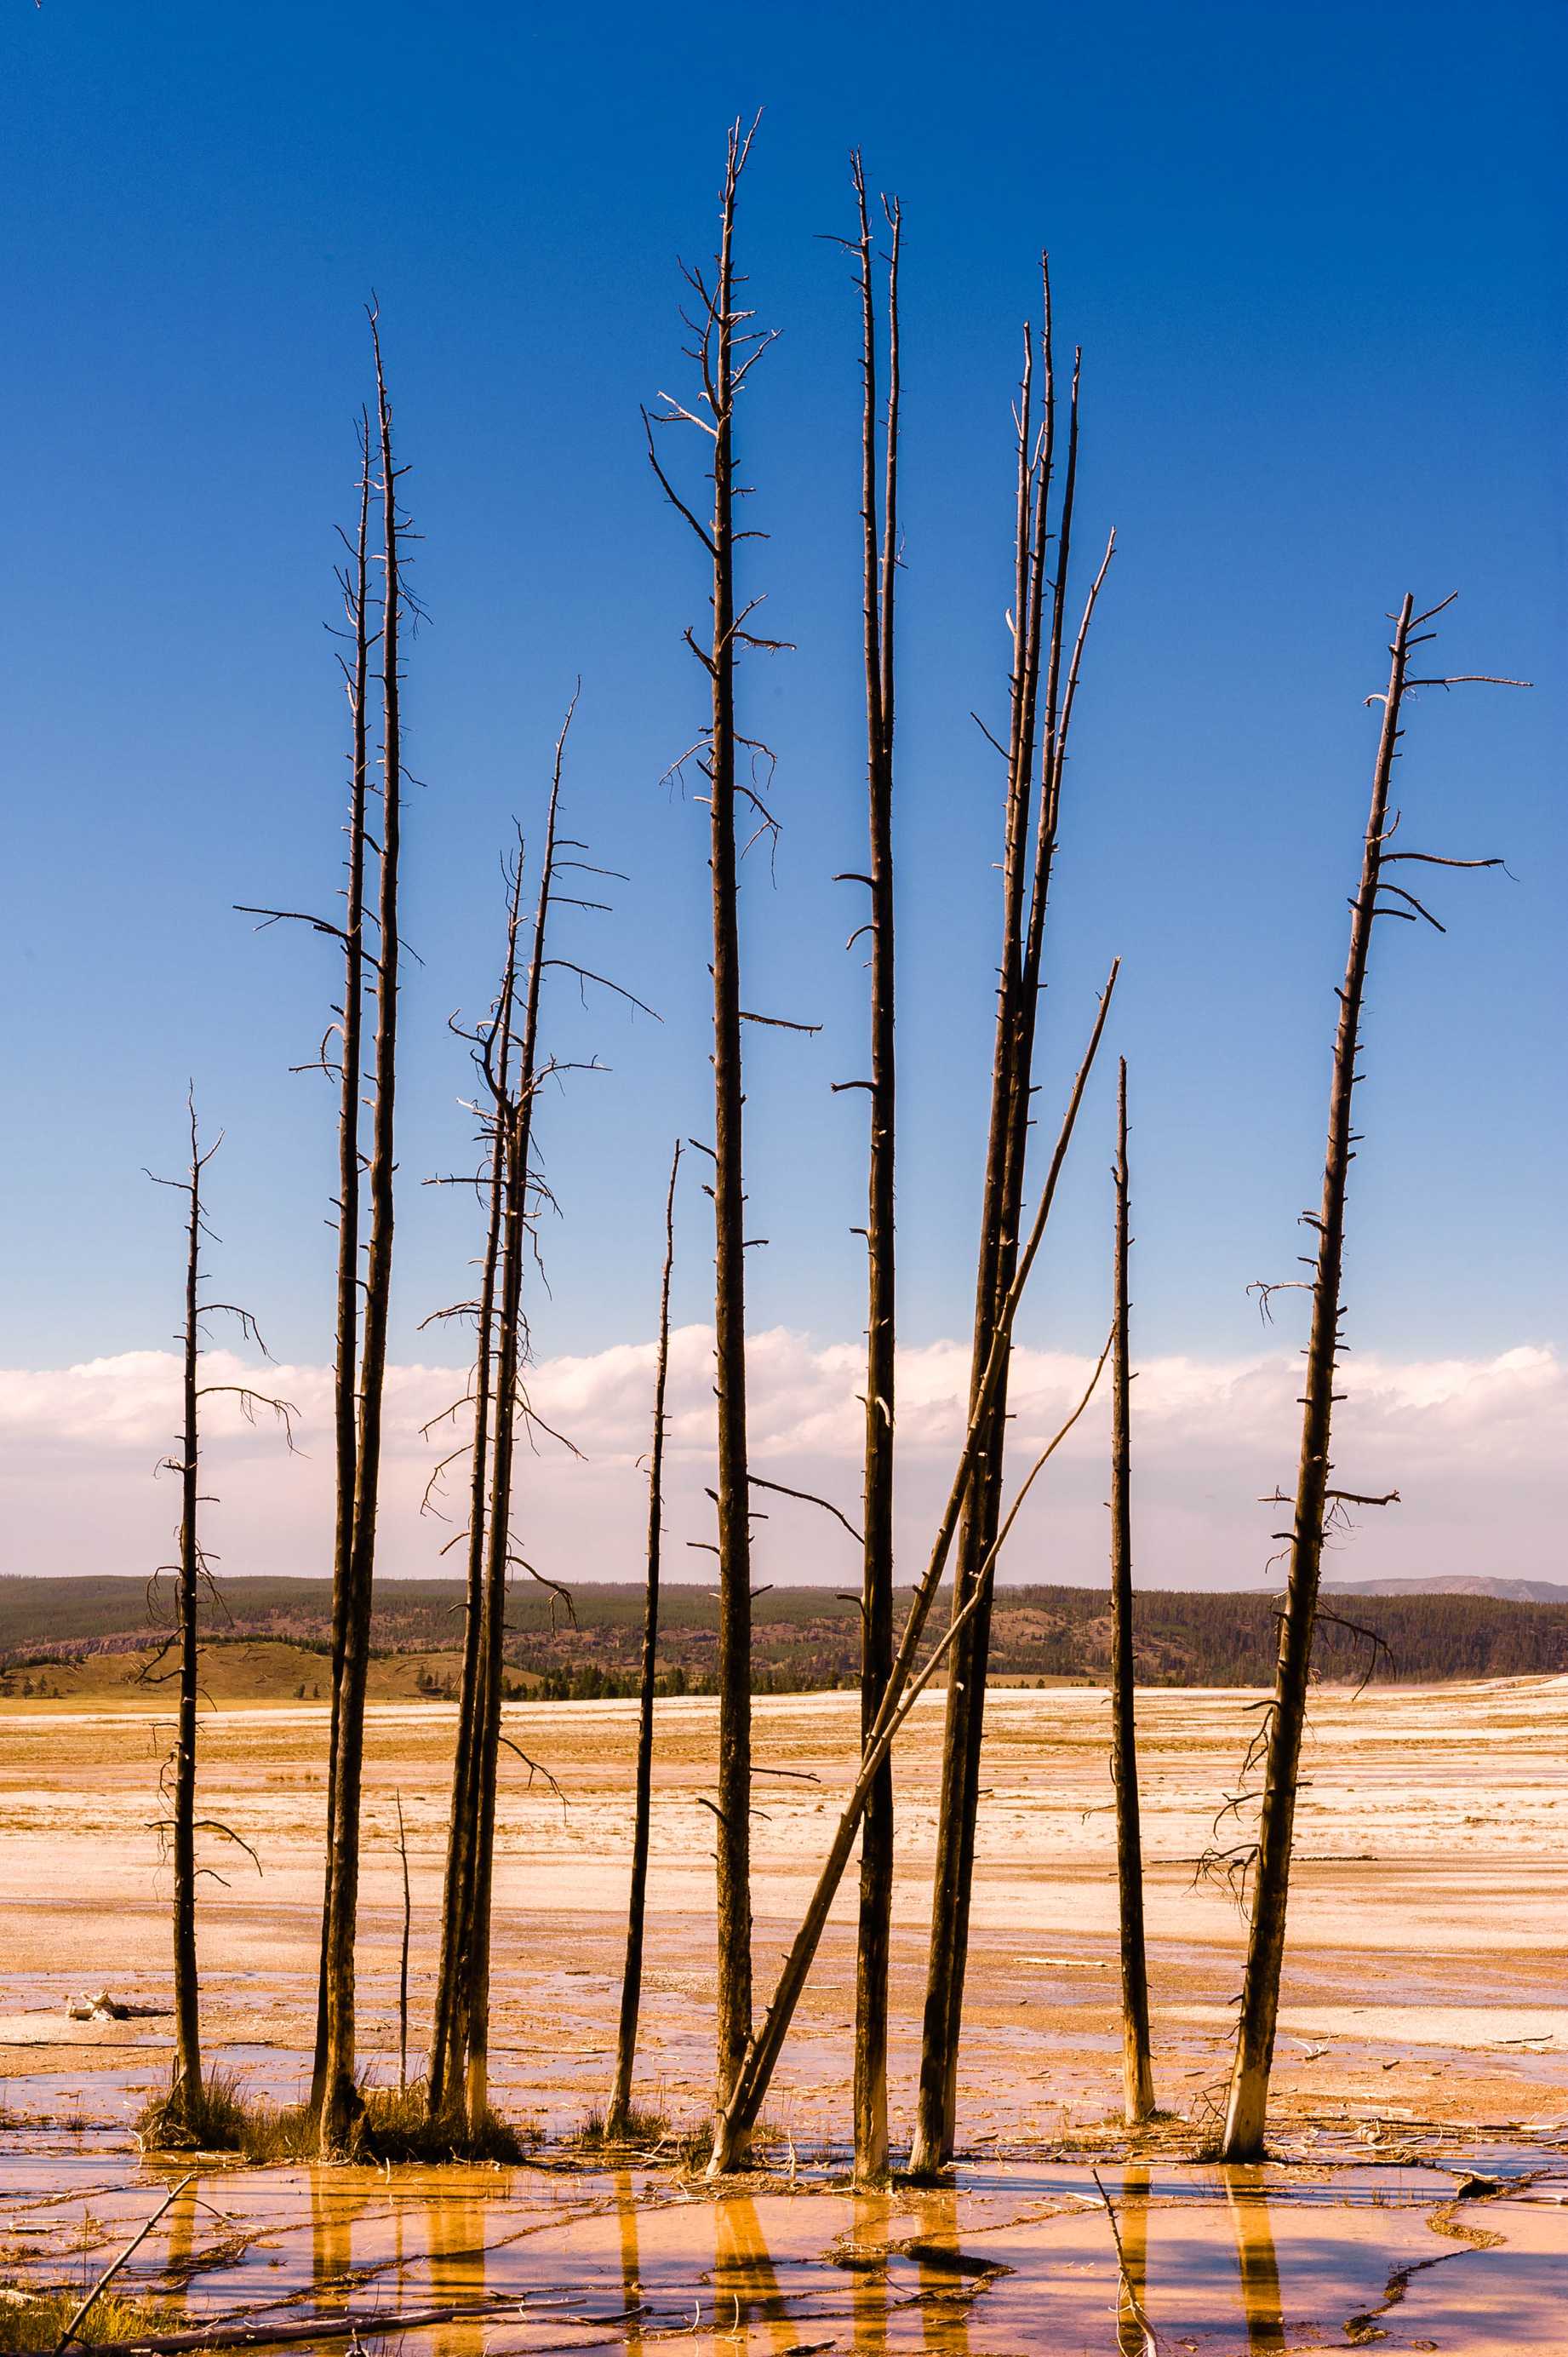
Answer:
312 413 373 2111
1110 1058 1154 2126
170 1101 204 2122
912 290 1117 2174
607 1138 682 2140
321 321 404 2157
1219 599 1416 2160
845 155 901 2188
707 967 1118 2174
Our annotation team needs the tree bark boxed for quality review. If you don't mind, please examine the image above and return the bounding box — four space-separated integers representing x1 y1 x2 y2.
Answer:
707 966 1117 2174
321 323 404 2156
1110 1058 1155 2126
426 850 524 2118
1220 597 1416 2161
607 1138 682 2140
646 120 778 2146
707 126 755 2128
461 714 566 2130
848 156 901 2189
912 301 1106 2176
311 416 374 2111
394 1792 410 2091
170 1099 204 2120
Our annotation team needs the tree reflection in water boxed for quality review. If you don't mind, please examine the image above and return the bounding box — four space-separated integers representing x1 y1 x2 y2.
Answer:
1224 2167 1286 2354
712 2194 793 2354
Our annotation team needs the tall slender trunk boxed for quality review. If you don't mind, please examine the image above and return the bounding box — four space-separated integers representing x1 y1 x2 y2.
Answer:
171 1101 203 2119
461 726 565 2129
1220 598 1415 2161
321 323 403 2155
707 966 1118 2175
707 129 754 2125
312 416 373 2111
847 157 901 2188
646 123 774 2136
394 1792 411 2090
1110 1059 1154 2126
607 1138 682 2140
427 853 524 2118
912 290 1118 2175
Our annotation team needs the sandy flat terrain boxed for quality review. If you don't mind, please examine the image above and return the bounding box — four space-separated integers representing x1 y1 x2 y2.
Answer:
1 1675 1564 2161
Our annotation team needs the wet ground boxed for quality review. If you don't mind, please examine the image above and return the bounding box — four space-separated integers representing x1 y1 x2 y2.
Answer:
2 2115 1565 2354
2 1680 1565 2348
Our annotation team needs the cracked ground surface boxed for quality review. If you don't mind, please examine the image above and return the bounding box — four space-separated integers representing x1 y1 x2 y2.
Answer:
1 1677 1564 2348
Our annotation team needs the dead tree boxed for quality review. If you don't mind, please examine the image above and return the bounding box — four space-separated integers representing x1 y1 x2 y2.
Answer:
394 1792 411 2092
425 839 528 2119
911 269 1115 2176
146 1099 293 2132
1110 1059 1154 2126
461 717 570 2131
319 315 409 2156
606 1137 683 2140
645 118 783 2130
167 1104 209 2123
426 694 633 2130
310 410 375 2109
830 152 903 2188
707 966 1118 2174
237 383 385 2130
1219 594 1519 2160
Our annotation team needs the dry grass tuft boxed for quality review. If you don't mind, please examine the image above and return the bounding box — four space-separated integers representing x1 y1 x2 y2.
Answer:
577 2101 670 2148
0 2285 184 2349
137 2069 536 2166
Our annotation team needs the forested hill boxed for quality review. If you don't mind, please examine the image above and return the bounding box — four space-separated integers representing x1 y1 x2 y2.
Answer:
1 1575 1564 1695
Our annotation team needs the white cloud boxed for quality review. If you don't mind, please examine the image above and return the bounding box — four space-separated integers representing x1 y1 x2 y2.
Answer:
0 1333 1560 1590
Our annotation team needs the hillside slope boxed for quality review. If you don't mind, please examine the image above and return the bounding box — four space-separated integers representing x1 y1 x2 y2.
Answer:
2 1574 1564 1695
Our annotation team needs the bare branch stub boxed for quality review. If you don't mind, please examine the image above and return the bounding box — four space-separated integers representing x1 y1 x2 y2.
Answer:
647 117 777 2125
1221 594 1514 2164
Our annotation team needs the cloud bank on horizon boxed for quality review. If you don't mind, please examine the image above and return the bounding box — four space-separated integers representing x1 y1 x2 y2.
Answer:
2 1328 1559 1594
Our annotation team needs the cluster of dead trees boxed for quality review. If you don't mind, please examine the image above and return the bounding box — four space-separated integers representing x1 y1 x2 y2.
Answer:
147 124 1516 2171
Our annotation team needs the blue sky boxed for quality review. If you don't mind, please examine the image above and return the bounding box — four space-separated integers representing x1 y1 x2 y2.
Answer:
1 0 1561 1406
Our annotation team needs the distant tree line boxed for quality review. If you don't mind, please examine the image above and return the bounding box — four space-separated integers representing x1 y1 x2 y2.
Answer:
3 1577 1561 1694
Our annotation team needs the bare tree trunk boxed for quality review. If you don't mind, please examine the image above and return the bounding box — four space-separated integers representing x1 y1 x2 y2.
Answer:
1110 1058 1154 2126
312 416 374 2111
707 128 756 2130
845 155 901 2188
461 714 568 2130
912 289 1114 2175
151 1108 292 2136
321 319 404 2156
646 121 777 2136
170 1098 204 2122
1219 599 1415 2161
426 852 524 2119
607 1138 682 2140
394 1792 410 2092
707 966 1117 2174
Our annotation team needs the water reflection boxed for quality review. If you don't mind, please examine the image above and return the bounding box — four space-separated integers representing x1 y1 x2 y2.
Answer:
848 2189 891 2357
909 2188 974 2354
712 2194 794 2352
1114 2166 1150 2356
614 2168 643 2354
8 2151 1557 2355
1223 2166 1285 2354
